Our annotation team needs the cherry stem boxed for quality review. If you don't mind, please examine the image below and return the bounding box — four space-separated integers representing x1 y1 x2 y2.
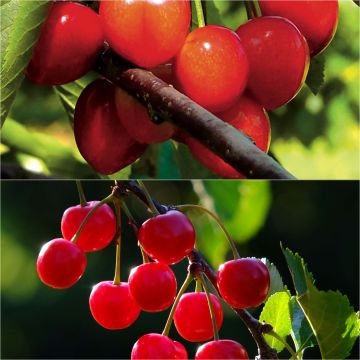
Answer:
195 277 202 292
176 204 240 259
193 0 205 27
162 272 193 337
136 180 160 216
120 199 150 264
199 273 219 341
113 199 122 285
76 180 87 207
267 330 299 360
71 194 114 244
244 0 259 20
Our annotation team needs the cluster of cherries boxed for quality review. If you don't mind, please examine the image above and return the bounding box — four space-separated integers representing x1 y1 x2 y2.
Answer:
26 0 338 178
36 198 271 359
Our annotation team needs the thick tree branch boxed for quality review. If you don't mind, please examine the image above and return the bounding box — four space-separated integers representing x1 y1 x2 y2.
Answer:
94 49 295 180
114 180 278 359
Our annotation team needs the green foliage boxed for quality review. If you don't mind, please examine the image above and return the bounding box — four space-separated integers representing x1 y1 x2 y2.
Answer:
0 0 51 125
306 55 325 95
259 291 292 352
261 258 284 299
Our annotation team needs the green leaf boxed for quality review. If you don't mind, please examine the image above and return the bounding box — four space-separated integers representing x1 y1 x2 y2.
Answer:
281 244 314 296
290 297 316 354
261 258 284 299
54 72 98 125
156 141 181 179
259 291 292 352
298 286 360 359
1 0 51 125
305 54 325 95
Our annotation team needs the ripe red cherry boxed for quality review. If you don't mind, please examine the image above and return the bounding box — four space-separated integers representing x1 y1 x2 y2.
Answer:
195 340 249 359
114 87 175 144
173 341 188 359
99 0 191 69
138 210 195 264
26 2 104 85
89 281 140 330
131 333 185 359
174 25 249 113
217 258 270 309
74 79 147 174
236 16 310 110
36 238 86 289
128 262 177 312
185 95 270 178
258 0 339 56
174 292 223 342
61 201 116 252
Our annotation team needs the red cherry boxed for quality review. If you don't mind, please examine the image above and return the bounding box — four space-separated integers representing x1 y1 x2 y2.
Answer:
174 292 223 342
114 87 175 144
99 0 191 69
61 201 116 252
89 281 140 330
26 2 104 85
74 79 147 174
151 63 175 85
174 25 249 113
195 340 248 359
128 262 177 312
36 238 86 289
236 16 310 110
185 95 271 178
131 333 181 359
138 210 195 265
217 258 270 309
173 341 188 359
258 0 339 56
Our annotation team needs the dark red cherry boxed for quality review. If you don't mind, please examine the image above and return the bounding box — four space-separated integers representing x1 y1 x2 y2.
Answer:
26 2 104 85
195 340 248 359
258 0 339 55
89 281 140 330
185 95 270 178
138 210 195 265
174 25 249 113
128 262 177 312
61 201 116 252
236 16 310 110
74 79 147 174
217 258 270 309
99 0 191 69
174 292 223 342
36 238 86 289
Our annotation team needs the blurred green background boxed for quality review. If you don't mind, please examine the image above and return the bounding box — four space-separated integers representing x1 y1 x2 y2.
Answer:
1 180 359 358
1 0 359 179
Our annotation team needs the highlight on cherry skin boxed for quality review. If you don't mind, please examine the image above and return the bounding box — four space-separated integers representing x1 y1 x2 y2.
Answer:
128 262 177 312
61 201 116 252
174 292 224 342
89 280 141 330
36 238 86 289
195 339 249 359
138 210 196 265
26 2 104 85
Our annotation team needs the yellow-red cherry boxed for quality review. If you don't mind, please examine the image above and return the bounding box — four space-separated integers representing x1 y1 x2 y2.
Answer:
26 2 104 85
236 16 310 110
195 340 248 359
36 238 86 289
99 0 191 69
258 0 339 56
174 25 249 113
174 292 223 342
185 95 271 178
131 333 185 359
138 210 195 265
74 79 147 175
217 258 270 309
61 201 116 252
128 262 177 312
89 281 140 330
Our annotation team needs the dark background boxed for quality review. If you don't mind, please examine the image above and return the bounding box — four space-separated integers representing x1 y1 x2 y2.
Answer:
1 180 359 359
